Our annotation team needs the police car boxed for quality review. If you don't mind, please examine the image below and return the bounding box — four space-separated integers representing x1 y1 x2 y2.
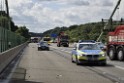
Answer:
71 41 106 65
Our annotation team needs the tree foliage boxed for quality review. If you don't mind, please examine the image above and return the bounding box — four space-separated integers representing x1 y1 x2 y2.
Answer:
42 21 121 43
42 22 107 42
15 26 30 39
11 21 18 32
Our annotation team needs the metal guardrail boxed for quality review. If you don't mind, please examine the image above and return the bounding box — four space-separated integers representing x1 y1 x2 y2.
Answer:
0 43 27 74
0 27 25 53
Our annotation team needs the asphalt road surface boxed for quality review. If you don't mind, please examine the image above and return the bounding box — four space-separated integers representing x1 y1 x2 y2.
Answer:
0 43 124 83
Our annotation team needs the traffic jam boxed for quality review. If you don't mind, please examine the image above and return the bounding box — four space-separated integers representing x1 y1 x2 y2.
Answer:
37 25 124 66
32 25 124 83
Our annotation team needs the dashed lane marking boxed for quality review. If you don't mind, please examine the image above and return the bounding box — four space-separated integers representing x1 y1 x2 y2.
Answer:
115 66 124 70
51 46 124 72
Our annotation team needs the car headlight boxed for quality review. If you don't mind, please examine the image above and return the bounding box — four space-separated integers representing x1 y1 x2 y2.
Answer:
100 53 105 57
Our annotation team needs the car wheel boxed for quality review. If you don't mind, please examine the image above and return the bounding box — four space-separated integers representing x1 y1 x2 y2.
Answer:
100 62 107 66
117 48 124 61
66 45 69 47
47 48 50 51
76 56 81 65
71 55 75 63
108 47 116 60
38 48 40 51
57 44 60 47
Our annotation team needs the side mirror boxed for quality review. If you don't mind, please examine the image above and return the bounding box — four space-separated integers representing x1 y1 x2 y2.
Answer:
101 47 106 51
100 47 104 49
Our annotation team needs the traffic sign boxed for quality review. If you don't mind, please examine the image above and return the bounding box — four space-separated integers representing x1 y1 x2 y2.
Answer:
51 34 57 38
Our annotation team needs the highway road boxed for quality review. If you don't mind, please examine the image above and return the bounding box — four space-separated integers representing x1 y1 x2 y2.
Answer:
0 43 124 83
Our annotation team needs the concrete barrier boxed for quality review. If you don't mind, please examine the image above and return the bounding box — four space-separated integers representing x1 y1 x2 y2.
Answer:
0 43 27 74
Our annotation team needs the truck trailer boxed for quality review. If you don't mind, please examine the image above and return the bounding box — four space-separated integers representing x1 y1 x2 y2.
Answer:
57 32 69 47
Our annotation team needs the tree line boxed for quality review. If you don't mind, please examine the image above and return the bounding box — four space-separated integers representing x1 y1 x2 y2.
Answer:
42 20 124 43
42 22 107 42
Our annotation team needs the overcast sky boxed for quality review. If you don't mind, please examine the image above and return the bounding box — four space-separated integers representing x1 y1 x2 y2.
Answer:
8 0 124 33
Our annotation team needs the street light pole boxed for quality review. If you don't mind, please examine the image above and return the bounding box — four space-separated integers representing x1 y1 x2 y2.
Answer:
5 0 11 51
5 0 11 30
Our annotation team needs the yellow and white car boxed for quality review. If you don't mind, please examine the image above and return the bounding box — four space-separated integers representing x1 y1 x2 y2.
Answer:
71 42 106 65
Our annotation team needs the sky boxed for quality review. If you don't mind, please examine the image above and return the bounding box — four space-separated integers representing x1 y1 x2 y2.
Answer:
7 0 124 33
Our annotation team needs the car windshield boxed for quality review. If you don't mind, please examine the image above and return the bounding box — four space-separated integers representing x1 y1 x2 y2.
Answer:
79 44 100 50
40 42 48 46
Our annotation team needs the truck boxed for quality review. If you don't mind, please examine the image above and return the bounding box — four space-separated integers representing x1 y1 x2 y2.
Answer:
107 25 124 61
42 37 51 45
57 32 69 47
30 37 39 43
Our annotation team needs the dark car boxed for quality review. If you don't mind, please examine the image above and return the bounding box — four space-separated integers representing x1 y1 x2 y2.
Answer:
38 41 49 51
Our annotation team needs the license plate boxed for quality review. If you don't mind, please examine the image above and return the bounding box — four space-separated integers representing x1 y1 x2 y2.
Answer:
88 58 97 61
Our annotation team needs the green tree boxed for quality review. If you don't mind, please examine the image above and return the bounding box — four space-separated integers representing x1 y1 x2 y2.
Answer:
0 16 9 29
16 26 30 39
10 21 19 32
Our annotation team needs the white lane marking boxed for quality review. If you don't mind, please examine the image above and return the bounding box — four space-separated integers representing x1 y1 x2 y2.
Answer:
61 50 65 51
52 45 124 73
60 49 71 54
50 46 72 54
62 50 70 53
115 66 124 70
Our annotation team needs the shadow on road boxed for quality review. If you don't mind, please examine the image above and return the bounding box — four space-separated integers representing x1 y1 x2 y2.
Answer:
0 67 44 83
77 63 115 67
9 79 43 83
